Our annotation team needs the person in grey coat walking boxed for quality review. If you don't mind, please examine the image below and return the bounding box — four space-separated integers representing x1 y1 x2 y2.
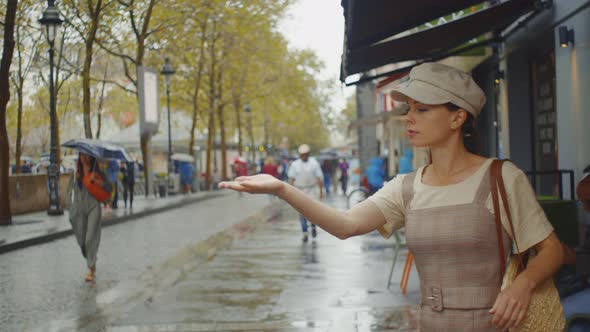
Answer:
66 153 112 282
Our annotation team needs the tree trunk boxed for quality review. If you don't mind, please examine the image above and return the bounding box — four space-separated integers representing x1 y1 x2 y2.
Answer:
218 103 227 181
82 16 99 139
135 0 155 196
233 97 242 156
96 99 102 139
189 90 198 155
95 62 109 139
216 66 227 181
264 112 269 148
205 20 218 190
136 34 150 196
13 25 23 174
140 135 148 195
15 88 23 174
189 86 199 155
82 57 94 138
205 110 214 189
0 0 18 225
188 22 207 155
232 70 248 158
250 123 256 169
188 48 206 154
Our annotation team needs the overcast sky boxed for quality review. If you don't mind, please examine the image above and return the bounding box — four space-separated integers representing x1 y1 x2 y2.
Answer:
278 0 354 113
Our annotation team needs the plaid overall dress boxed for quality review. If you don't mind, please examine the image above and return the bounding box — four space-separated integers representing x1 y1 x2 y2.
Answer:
403 165 511 331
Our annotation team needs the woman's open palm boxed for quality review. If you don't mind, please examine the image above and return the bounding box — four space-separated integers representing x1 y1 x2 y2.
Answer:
219 174 284 195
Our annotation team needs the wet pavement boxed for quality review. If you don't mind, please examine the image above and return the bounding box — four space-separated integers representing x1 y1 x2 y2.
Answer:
0 193 273 332
105 195 421 332
1 193 421 331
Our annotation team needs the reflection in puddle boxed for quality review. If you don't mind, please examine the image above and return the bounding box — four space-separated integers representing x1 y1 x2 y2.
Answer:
301 241 319 264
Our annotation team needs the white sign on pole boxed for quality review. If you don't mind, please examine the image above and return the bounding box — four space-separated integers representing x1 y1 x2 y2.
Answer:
138 66 159 197
138 66 159 136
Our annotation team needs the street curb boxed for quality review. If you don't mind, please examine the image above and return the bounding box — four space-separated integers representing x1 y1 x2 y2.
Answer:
0 192 226 255
158 201 284 271
67 201 287 332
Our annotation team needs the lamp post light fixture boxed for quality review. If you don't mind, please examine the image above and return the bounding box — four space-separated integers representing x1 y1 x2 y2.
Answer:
39 0 64 216
160 57 175 193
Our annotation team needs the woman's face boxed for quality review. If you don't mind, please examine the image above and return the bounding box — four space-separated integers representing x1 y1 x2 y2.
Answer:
405 98 464 148
80 153 91 165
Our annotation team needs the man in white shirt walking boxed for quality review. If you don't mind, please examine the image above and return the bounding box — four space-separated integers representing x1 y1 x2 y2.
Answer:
288 144 324 242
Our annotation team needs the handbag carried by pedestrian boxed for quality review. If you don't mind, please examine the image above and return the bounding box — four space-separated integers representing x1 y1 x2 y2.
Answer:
83 172 111 203
82 160 113 203
490 159 565 332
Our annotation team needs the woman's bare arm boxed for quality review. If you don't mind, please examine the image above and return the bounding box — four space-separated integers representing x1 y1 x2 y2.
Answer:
278 183 387 239
517 232 564 290
220 174 387 239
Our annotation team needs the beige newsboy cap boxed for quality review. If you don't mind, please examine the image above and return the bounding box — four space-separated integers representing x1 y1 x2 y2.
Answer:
390 62 486 117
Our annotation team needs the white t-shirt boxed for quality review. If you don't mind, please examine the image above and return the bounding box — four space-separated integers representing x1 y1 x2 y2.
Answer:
368 159 554 253
288 158 323 189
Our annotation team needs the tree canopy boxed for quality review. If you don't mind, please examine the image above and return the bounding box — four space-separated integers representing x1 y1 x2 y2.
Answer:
3 0 334 187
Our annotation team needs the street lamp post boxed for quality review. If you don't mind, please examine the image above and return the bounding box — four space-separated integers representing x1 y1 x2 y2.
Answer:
160 57 175 194
40 0 63 216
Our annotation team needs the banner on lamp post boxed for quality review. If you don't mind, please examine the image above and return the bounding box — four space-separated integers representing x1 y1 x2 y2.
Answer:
138 66 159 136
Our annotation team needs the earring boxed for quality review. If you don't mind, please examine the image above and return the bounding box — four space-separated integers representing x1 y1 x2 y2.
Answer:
451 124 457 130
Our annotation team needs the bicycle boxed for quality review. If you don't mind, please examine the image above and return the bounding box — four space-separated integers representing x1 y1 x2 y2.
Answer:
346 187 370 209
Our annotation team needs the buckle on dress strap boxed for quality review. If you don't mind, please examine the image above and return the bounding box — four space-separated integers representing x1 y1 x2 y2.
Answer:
424 285 443 312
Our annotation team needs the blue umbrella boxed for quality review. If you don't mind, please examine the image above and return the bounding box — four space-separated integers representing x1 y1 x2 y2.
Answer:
62 138 133 162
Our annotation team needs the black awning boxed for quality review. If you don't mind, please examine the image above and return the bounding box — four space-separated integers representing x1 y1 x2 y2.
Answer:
341 0 537 80
342 0 487 51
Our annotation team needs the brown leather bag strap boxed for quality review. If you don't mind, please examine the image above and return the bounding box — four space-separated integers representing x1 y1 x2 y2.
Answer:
495 160 526 271
490 159 507 275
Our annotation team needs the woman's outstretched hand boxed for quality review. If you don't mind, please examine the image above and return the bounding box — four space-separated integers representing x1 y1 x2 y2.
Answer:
219 175 285 196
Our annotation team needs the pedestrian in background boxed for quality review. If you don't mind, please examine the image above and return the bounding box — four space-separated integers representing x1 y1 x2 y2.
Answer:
219 62 564 331
106 159 120 209
121 161 135 208
287 144 324 242
179 161 194 194
321 159 333 196
233 156 249 197
365 157 386 195
398 148 414 174
66 153 112 282
262 156 280 178
234 157 248 178
279 158 289 181
338 158 349 195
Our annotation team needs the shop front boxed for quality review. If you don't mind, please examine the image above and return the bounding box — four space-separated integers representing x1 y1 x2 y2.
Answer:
500 0 590 199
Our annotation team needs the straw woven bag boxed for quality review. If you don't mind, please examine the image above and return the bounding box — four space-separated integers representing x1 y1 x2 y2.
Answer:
490 160 565 332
